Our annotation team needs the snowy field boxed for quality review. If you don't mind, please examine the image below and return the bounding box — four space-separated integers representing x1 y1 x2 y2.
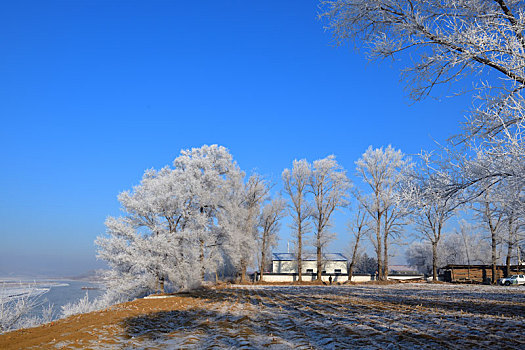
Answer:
89 283 525 349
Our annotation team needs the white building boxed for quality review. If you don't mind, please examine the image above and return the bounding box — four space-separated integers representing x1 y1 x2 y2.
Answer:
261 253 351 282
260 253 424 283
271 253 348 275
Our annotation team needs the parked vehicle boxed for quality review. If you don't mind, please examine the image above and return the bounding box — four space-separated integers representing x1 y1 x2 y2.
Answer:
498 275 525 286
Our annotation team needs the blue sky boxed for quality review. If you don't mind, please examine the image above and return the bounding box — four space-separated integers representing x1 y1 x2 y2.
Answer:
0 1 471 276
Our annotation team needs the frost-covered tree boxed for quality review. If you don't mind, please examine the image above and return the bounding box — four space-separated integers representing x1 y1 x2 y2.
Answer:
172 145 248 281
321 0 525 100
473 190 505 283
407 220 492 275
321 0 525 215
501 201 524 275
309 155 351 281
346 204 369 281
257 197 286 281
96 145 249 300
404 154 459 281
238 174 270 282
355 145 412 280
452 220 492 281
405 241 437 275
282 160 312 282
0 287 43 333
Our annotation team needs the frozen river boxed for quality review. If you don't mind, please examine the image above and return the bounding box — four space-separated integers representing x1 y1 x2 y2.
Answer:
1 279 105 321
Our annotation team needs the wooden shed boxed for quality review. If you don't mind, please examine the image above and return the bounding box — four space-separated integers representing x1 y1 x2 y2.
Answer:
440 264 525 283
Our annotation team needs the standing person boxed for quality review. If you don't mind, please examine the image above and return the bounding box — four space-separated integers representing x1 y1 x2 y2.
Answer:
329 275 333 285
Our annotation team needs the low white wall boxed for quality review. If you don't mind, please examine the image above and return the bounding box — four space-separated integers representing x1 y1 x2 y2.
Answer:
350 275 373 282
260 274 374 283
320 274 348 282
261 274 295 282
387 275 425 280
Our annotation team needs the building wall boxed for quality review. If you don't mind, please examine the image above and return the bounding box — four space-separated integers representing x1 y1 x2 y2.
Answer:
272 260 347 274
387 275 425 280
261 274 373 283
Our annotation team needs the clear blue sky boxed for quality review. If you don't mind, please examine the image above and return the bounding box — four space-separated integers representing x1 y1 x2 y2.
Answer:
0 1 470 276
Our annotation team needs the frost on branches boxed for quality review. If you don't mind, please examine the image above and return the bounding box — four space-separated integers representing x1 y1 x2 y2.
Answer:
96 145 264 301
355 145 412 281
281 156 350 282
309 155 351 281
322 0 525 217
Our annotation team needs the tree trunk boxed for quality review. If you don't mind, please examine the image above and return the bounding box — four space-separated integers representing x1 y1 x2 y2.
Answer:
297 222 303 282
376 214 383 281
200 239 205 282
505 253 511 278
376 246 383 280
240 260 247 283
383 235 389 280
348 234 361 283
506 216 515 277
432 241 438 281
159 276 165 294
347 262 354 282
491 232 497 284
260 249 266 282
316 230 322 282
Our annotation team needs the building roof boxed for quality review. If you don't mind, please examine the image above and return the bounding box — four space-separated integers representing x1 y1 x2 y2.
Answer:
272 252 347 262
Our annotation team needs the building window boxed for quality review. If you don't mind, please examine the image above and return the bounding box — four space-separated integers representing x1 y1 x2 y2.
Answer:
322 270 326 274
334 269 341 274
306 269 314 274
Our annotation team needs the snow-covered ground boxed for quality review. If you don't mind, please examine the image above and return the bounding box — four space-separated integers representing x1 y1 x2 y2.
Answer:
86 283 525 349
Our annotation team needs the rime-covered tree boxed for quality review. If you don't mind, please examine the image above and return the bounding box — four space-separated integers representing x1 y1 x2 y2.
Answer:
405 241 437 275
309 155 351 281
238 173 270 282
96 145 248 299
355 145 412 280
257 197 286 281
321 0 525 100
404 154 459 281
407 221 492 274
321 0 525 215
502 201 523 276
473 191 504 283
453 220 492 279
282 159 312 282
346 204 369 281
